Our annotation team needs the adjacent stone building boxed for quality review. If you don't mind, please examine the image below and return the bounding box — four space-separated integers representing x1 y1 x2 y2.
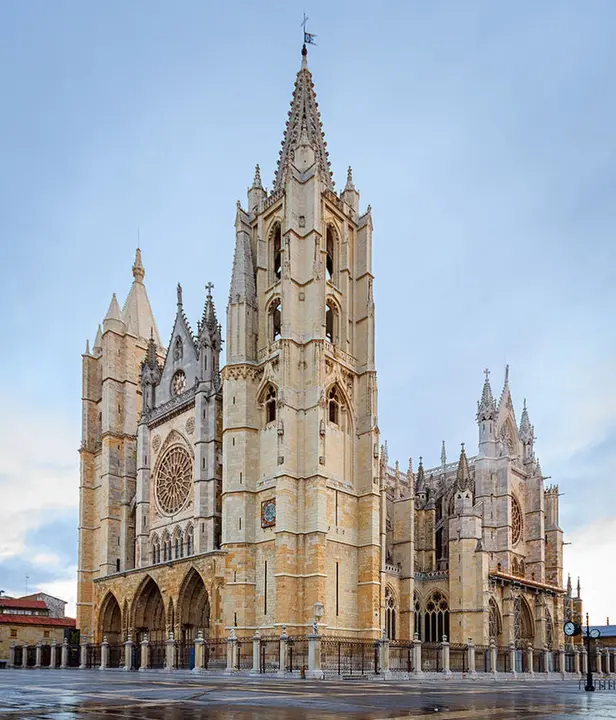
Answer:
0 596 75 661
76 46 570 653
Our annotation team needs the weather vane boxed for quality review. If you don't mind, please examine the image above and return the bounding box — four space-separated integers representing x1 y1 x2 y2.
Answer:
301 13 317 47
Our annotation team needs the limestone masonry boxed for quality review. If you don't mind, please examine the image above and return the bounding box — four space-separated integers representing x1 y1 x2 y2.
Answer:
76 48 582 653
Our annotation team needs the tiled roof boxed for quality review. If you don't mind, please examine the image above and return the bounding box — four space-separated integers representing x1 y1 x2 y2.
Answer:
0 614 75 627
0 598 47 610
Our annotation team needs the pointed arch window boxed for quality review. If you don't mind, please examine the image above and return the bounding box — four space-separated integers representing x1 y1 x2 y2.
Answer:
385 587 397 640
325 300 338 344
265 385 277 424
273 223 282 282
326 226 335 282
328 386 340 425
414 593 421 639
489 597 502 640
186 526 193 556
424 590 449 643
270 300 281 342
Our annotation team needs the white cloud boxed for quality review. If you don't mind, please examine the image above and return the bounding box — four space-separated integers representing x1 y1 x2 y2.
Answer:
31 552 61 567
565 517 616 625
0 398 78 560
38 569 78 618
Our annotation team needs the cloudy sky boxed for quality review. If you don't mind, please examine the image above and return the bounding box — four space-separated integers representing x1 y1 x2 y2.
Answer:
0 1 614 622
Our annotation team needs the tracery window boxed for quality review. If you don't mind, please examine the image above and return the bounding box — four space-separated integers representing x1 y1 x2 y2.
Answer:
155 446 192 515
489 597 501 640
513 596 533 645
511 495 523 545
264 385 277 424
328 386 340 425
171 370 187 396
424 590 449 643
385 587 397 640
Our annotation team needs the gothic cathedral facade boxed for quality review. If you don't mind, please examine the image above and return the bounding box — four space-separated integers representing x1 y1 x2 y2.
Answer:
77 48 571 652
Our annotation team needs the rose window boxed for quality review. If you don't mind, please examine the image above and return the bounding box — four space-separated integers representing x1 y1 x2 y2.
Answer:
171 370 187 396
511 495 522 545
155 446 192 515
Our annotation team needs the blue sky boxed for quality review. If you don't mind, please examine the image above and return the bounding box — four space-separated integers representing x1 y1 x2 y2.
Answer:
0 1 615 620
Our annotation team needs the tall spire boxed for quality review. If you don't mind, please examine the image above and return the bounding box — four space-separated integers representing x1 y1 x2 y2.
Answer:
273 49 333 191
477 368 497 421
229 219 257 306
519 399 534 442
122 249 161 346
440 440 447 471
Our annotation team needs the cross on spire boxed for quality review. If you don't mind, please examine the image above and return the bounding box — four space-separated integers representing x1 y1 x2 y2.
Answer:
206 282 214 297
484 368 490 381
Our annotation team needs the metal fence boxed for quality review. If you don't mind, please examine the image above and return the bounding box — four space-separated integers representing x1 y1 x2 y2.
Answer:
204 640 227 671
475 645 490 672
497 646 510 673
286 637 308 673
421 643 441 672
389 641 413 674
108 643 122 669
449 644 468 673
321 638 380 676
86 644 101 669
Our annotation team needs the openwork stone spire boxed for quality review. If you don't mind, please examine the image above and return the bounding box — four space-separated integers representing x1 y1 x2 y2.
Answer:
273 49 333 191
201 282 219 336
455 443 472 492
518 398 534 443
477 368 497 422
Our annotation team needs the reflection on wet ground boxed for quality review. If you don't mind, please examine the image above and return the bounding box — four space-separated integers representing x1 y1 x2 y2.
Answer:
1 669 616 719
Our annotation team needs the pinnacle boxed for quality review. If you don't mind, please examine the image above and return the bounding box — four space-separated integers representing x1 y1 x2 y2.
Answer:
344 166 355 191
441 440 447 468
104 293 124 324
252 164 263 189
132 248 145 282
201 282 219 336
477 367 497 422
456 442 471 491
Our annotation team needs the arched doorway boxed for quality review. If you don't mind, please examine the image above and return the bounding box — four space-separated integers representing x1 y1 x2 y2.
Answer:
133 576 166 642
178 568 210 643
98 592 122 643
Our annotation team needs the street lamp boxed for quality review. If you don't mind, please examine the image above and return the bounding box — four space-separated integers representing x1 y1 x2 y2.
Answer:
312 602 324 635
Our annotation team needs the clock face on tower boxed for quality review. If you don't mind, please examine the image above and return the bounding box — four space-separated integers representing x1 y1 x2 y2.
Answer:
261 499 276 528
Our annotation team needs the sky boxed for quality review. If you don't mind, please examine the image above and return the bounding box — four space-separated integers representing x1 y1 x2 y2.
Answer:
0 1 615 623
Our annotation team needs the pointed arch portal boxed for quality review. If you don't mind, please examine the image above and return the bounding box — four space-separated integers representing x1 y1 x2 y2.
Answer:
98 592 122 644
133 576 166 642
178 568 210 643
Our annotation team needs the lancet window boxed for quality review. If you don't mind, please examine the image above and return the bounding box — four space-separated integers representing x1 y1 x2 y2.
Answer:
325 300 339 344
270 300 281 342
265 385 277 424
328 386 340 425
385 587 397 640
272 223 282 282
423 590 450 643
326 226 335 282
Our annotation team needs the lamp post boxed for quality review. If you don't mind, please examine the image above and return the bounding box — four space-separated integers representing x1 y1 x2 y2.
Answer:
312 602 324 635
584 613 601 692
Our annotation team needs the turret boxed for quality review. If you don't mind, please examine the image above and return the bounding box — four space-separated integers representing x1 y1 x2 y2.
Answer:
518 399 535 466
247 164 266 214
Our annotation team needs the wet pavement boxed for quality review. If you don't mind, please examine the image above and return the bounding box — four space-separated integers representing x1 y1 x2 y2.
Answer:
1 670 615 719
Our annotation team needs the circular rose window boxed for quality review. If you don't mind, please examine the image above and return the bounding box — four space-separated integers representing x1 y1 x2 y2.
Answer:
171 370 187 396
511 495 523 545
155 445 192 515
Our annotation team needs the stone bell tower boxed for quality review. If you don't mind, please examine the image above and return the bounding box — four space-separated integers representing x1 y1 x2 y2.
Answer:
221 45 381 636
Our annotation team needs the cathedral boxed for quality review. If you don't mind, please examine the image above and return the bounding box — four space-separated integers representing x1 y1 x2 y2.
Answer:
76 46 571 654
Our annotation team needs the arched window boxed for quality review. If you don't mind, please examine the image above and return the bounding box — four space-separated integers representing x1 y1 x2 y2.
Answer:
265 385 277 424
273 223 282 282
171 370 187 396
513 596 534 646
328 386 340 425
180 538 184 558
270 300 281 342
326 226 335 282
325 300 338 344
489 597 502 640
175 538 180 559
424 590 449 643
163 537 168 562
511 494 523 545
385 587 397 640
186 526 193 557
